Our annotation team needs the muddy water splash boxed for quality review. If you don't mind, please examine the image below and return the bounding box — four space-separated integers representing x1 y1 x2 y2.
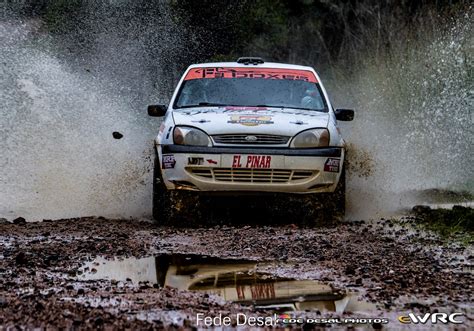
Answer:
0 4 184 220
333 8 474 218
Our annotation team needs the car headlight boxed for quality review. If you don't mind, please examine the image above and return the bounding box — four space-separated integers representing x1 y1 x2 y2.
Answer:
173 126 212 146
290 128 329 148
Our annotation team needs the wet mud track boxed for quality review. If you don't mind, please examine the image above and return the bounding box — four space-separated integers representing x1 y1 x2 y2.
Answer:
1 216 473 329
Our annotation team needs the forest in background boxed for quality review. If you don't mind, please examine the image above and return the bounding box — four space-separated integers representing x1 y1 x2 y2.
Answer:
6 0 471 81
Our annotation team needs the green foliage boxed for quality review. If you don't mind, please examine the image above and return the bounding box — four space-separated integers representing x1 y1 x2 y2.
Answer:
413 206 474 242
13 0 471 75
169 0 471 72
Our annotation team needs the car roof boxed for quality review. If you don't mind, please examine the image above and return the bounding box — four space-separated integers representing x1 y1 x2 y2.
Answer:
188 61 316 72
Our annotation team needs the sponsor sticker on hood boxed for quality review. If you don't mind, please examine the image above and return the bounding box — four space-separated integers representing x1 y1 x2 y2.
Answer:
227 115 274 126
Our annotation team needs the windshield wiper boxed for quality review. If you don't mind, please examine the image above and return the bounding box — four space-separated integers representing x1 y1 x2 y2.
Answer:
178 102 229 108
287 106 328 112
256 105 328 112
254 104 280 108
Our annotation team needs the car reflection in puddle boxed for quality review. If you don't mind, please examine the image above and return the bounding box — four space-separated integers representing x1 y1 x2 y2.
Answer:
79 254 375 313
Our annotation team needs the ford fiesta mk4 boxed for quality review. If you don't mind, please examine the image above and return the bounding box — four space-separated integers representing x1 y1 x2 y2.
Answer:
148 57 354 223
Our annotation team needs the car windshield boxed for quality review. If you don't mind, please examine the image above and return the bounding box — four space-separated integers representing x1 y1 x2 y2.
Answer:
174 67 327 112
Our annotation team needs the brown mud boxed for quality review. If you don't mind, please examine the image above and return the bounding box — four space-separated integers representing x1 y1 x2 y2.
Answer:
1 213 473 329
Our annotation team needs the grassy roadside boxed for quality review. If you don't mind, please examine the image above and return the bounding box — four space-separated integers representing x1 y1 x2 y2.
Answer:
412 205 474 244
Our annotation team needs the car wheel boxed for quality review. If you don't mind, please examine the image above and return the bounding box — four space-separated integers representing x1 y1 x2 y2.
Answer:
330 166 346 220
303 166 346 224
152 151 203 226
152 152 172 224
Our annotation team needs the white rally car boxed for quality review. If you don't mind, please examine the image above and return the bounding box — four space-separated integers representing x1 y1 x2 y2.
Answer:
148 57 354 223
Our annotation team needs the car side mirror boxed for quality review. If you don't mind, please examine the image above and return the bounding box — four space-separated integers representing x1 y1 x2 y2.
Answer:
335 108 354 121
148 105 167 117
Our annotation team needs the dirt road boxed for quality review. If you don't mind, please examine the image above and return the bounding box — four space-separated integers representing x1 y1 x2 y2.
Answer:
1 214 473 329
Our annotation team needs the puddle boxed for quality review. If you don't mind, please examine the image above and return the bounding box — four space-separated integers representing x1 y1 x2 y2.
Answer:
79 254 376 313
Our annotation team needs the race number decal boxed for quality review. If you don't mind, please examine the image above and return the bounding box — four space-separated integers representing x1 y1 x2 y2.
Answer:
324 158 340 173
162 154 176 169
232 155 271 168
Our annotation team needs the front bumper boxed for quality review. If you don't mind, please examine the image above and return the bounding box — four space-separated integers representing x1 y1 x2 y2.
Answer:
157 145 344 194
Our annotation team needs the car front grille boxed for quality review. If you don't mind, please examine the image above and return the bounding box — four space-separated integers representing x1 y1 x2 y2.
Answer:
187 168 316 184
212 134 290 145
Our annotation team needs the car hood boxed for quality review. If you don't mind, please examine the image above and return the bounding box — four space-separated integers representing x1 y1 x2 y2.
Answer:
172 107 329 136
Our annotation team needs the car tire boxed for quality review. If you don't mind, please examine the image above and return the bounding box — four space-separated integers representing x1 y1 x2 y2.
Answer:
152 151 172 224
330 166 346 220
303 166 346 224
152 151 203 226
